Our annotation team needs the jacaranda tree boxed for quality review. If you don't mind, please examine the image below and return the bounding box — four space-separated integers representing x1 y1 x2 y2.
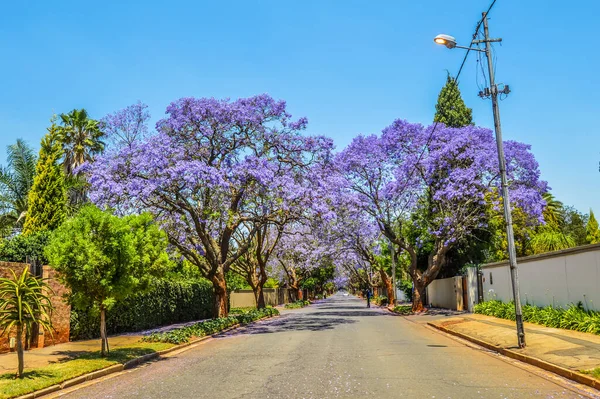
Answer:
84 95 331 317
337 120 546 311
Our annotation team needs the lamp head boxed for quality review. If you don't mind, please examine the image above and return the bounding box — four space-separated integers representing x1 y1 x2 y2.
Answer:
434 34 457 49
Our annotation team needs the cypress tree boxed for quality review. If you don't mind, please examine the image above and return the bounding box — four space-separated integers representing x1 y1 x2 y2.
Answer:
586 209 600 244
434 74 473 128
22 121 67 235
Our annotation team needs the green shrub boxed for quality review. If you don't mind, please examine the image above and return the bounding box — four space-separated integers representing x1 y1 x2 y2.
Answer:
284 300 310 309
142 307 279 344
400 280 413 302
474 300 600 335
392 305 413 315
71 279 214 340
372 296 388 306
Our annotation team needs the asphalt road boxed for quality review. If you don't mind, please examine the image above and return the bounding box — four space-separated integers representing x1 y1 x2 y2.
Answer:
59 293 594 399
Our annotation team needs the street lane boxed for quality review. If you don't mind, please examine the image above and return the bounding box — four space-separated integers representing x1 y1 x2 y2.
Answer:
59 293 592 399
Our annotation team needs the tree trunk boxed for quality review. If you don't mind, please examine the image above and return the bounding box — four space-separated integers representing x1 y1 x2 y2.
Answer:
100 306 109 357
379 268 395 305
211 272 228 318
412 280 427 313
256 284 266 309
16 324 24 378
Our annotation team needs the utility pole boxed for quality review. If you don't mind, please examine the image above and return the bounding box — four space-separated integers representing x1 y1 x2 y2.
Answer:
481 11 526 348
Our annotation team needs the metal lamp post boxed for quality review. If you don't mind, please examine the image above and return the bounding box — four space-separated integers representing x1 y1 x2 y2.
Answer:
434 12 526 348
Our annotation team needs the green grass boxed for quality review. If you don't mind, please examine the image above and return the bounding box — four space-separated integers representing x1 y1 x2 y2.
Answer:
581 367 600 380
392 305 413 315
0 342 173 399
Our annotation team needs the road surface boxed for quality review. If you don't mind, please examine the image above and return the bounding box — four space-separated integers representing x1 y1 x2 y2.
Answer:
58 293 594 399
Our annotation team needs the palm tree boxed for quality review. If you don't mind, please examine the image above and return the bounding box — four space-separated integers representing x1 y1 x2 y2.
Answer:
57 109 104 207
57 109 104 176
0 140 37 235
541 192 565 229
0 269 53 378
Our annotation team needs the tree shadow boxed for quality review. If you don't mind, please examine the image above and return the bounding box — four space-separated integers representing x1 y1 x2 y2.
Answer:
315 305 369 311
0 368 55 380
216 314 357 336
312 311 387 317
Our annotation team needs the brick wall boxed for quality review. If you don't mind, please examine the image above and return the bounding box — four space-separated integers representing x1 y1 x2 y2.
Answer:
0 262 70 353
41 265 70 347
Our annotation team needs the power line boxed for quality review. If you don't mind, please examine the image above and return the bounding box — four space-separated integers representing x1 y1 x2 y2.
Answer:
397 0 499 200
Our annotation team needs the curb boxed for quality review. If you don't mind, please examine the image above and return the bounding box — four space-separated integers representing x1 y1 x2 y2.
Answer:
14 314 277 399
428 322 599 390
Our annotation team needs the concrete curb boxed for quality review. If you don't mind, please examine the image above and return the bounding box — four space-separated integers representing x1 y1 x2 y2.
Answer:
427 322 599 390
14 314 277 399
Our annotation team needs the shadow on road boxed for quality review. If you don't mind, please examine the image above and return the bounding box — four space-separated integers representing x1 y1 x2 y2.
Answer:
312 311 386 317
216 314 357 337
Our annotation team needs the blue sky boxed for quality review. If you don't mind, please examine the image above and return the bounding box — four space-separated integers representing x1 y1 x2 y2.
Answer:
0 0 598 213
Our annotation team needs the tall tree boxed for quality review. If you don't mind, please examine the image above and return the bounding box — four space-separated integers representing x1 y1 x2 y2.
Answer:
22 121 67 235
101 101 150 150
84 95 332 317
0 140 37 235
433 74 473 128
587 209 600 244
57 109 105 176
45 206 168 356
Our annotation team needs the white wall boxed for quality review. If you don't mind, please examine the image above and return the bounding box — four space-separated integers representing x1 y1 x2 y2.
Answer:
482 244 600 309
427 276 464 310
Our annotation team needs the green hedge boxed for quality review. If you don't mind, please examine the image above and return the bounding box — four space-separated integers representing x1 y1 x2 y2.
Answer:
474 300 600 334
142 307 279 344
71 279 214 340
284 300 310 309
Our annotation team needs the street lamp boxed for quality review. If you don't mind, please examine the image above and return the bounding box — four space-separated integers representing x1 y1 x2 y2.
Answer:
434 12 526 348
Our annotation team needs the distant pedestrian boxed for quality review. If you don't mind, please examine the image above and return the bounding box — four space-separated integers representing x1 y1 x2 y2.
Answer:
366 289 371 308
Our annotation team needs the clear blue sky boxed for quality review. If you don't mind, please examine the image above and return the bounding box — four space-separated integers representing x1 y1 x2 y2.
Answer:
0 0 598 213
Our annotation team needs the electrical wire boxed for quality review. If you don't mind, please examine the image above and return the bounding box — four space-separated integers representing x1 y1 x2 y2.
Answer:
396 0 499 198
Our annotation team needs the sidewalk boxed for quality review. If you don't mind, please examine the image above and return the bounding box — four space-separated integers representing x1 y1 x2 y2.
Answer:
421 313 600 387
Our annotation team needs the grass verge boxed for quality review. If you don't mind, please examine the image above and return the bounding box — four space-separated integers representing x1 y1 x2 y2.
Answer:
581 367 600 381
0 342 173 399
284 300 310 309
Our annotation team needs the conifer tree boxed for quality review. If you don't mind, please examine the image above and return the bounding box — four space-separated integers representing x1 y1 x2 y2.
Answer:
434 74 473 128
586 209 600 244
22 120 67 235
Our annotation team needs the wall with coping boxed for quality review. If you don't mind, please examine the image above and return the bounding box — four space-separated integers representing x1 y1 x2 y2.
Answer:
482 243 600 309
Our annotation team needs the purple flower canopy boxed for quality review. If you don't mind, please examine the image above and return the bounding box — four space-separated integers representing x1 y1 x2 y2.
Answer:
84 94 547 287
334 119 547 252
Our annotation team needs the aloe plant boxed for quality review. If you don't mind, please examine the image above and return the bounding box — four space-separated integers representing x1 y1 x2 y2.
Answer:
0 269 53 377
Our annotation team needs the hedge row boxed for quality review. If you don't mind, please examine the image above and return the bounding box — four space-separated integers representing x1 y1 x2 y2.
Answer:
474 300 600 335
71 279 214 340
142 307 279 344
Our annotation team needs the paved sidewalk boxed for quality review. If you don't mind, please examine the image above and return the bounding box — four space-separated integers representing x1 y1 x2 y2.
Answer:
422 313 600 374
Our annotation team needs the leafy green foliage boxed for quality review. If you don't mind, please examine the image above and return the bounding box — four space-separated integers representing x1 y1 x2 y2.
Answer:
372 296 389 306
141 307 279 344
0 139 37 236
400 279 413 302
0 269 53 377
284 300 310 309
46 206 169 354
0 231 50 263
433 74 473 128
587 210 600 244
392 305 413 315
474 300 600 334
46 206 169 312
70 279 214 340
22 125 67 235
530 228 575 254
